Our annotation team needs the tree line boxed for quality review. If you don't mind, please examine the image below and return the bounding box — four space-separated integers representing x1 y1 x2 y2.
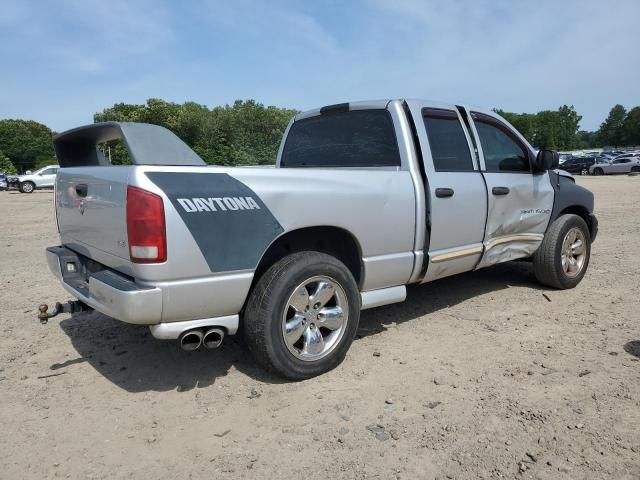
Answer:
497 104 640 151
1 99 639 174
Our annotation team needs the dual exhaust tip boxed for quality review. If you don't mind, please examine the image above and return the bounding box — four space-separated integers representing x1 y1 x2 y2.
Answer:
179 327 225 351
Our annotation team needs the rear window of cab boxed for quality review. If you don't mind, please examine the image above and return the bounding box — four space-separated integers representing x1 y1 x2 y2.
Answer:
281 110 401 168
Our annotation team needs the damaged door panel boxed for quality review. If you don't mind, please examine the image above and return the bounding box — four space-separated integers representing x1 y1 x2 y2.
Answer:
468 111 554 267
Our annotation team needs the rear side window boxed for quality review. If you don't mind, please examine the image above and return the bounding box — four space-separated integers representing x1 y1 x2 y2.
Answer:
472 113 531 173
281 110 401 168
422 108 474 171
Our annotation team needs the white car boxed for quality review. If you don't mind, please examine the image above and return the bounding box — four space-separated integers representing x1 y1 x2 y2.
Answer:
18 165 59 193
590 155 640 175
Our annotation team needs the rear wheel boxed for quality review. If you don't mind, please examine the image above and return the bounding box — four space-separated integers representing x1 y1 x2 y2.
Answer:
580 168 589 176
20 181 35 193
533 214 591 289
243 251 360 380
593 168 604 176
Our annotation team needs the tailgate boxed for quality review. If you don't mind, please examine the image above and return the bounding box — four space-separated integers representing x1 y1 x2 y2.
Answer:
52 121 206 272
56 167 131 263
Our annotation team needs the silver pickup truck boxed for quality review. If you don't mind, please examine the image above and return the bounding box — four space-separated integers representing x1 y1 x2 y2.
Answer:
41 99 598 379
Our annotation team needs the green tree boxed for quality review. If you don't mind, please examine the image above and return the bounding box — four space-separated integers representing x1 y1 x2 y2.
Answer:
576 130 597 149
94 98 297 166
0 150 17 175
0 119 55 172
495 110 537 142
496 105 581 150
556 105 581 150
532 110 561 150
597 104 627 147
621 106 640 146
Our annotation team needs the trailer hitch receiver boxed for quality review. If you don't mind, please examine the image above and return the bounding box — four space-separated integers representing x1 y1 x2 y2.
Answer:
38 301 92 324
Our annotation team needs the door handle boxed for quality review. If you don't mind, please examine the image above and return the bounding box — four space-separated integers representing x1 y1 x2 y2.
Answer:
435 187 454 198
492 186 510 196
75 184 88 197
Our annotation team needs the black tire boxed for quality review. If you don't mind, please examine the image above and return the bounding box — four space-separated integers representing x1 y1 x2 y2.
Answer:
593 168 604 176
243 251 360 380
20 181 35 193
533 214 591 289
580 168 588 176
631 166 640 173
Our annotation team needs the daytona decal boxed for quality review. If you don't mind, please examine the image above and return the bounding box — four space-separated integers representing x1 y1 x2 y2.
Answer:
145 172 283 272
177 196 261 212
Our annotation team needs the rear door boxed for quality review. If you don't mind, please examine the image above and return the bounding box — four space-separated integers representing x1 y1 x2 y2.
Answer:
614 158 631 173
405 101 487 282
466 111 554 267
38 167 58 187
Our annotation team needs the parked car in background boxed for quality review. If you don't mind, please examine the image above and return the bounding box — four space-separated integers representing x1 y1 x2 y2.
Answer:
0 172 7 190
559 156 596 175
17 165 59 193
590 155 640 175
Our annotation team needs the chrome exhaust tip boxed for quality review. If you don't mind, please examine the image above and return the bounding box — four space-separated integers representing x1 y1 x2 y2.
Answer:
202 328 225 350
178 330 203 351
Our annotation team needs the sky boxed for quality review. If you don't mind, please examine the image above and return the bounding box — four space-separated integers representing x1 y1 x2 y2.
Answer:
1 0 639 132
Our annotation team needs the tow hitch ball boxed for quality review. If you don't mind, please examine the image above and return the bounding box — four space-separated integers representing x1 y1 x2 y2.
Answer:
38 301 92 324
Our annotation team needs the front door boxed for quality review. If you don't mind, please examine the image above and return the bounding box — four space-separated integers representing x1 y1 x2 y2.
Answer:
466 111 555 267
405 101 488 282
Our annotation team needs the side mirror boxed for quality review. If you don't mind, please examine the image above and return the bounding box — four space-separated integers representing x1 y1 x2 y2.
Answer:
535 150 559 171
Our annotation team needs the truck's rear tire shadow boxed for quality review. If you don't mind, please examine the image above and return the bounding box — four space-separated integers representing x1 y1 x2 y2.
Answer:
57 260 544 390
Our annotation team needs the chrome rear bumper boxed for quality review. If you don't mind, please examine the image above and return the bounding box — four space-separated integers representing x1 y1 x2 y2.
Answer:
46 246 239 334
47 246 162 324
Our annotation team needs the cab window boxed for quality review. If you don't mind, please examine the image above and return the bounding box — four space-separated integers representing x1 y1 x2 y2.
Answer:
281 110 401 168
422 108 474 171
472 113 531 173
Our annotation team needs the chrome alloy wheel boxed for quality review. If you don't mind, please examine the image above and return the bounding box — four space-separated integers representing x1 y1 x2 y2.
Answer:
281 275 349 362
561 227 587 278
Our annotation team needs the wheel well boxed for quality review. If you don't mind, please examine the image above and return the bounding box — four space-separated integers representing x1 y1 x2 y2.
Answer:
253 226 363 289
560 206 594 238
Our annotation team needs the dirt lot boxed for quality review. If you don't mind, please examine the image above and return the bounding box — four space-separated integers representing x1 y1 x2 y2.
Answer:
0 176 639 480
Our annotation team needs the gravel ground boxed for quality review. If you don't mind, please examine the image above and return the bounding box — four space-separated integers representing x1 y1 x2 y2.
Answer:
0 176 639 480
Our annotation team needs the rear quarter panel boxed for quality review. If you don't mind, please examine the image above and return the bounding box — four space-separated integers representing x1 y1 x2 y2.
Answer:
136 165 417 290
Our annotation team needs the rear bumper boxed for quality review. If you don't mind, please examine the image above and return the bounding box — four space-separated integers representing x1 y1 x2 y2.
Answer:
47 246 163 324
46 246 240 334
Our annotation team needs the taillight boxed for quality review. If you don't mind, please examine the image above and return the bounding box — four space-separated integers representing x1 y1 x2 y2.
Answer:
126 185 167 263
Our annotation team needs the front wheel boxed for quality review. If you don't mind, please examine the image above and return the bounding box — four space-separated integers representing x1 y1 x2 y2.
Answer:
580 168 589 176
20 181 35 193
243 251 360 380
631 166 640 173
533 214 591 289
593 168 604 176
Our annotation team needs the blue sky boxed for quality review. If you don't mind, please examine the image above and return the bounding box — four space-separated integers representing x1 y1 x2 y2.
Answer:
1 0 639 132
